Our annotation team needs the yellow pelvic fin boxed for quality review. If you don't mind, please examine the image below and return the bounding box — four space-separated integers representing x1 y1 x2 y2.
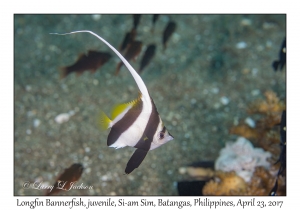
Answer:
111 92 143 120
98 111 112 130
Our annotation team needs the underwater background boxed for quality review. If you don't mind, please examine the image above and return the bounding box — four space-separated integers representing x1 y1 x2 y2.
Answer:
14 14 286 195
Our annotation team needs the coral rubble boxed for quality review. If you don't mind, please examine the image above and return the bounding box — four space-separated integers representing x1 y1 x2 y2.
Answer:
202 171 247 195
215 137 271 182
202 167 285 196
230 90 285 163
202 90 286 195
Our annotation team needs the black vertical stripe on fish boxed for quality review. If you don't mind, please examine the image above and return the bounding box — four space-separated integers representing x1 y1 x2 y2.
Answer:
163 21 177 50
139 44 156 73
107 95 143 147
134 98 160 150
125 99 160 174
125 149 148 174
133 14 141 30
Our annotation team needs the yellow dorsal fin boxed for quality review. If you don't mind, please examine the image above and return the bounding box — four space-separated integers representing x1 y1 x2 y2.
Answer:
98 111 112 130
111 103 131 120
111 92 142 120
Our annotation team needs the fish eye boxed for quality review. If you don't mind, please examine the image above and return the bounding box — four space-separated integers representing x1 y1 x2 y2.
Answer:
159 132 164 140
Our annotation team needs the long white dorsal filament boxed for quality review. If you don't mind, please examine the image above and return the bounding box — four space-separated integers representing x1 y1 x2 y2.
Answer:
51 30 150 101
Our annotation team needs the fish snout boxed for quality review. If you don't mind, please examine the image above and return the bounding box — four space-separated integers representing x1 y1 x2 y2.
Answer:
167 133 174 141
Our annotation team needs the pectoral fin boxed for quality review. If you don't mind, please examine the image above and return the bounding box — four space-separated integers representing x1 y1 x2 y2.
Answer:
125 149 148 174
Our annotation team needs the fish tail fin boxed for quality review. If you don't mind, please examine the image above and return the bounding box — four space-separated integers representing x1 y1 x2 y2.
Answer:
60 67 69 79
98 111 112 130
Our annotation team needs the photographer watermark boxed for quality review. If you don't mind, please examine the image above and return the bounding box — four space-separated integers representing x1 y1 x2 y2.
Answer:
23 180 93 193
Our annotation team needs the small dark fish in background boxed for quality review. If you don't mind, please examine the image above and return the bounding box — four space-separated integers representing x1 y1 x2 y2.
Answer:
60 50 111 79
269 110 286 196
151 14 159 33
115 41 142 75
133 14 141 30
276 110 286 178
272 38 286 71
139 44 156 73
119 29 136 52
45 163 84 196
162 21 177 50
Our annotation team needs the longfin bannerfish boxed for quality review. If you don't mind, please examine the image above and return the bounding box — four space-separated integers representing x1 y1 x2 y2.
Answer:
60 50 111 79
45 163 84 196
51 30 174 174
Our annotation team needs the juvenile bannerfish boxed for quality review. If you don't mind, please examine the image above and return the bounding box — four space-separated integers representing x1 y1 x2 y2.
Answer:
51 30 174 174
